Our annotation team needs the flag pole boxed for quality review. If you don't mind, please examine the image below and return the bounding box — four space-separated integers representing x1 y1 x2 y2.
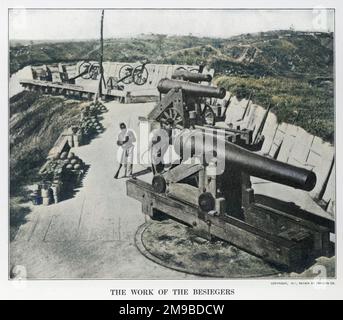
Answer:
98 9 105 99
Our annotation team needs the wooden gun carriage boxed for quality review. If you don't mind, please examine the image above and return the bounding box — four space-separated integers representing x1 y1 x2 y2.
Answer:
127 78 332 270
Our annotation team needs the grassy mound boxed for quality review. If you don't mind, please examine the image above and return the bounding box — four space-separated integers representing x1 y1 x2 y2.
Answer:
10 92 86 194
9 91 88 240
216 75 334 143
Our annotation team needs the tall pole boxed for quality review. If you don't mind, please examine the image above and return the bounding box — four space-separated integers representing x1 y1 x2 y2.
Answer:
98 9 105 98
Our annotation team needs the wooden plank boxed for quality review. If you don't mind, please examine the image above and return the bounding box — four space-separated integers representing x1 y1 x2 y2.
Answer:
126 178 314 268
163 163 202 183
322 162 335 218
287 128 314 167
269 122 288 158
306 137 334 199
248 105 266 142
167 183 199 206
225 95 246 124
246 203 330 255
202 219 296 267
47 135 69 158
277 124 298 162
126 179 197 225
260 112 278 156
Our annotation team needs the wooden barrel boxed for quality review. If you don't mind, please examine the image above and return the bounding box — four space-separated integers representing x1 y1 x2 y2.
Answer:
41 188 49 198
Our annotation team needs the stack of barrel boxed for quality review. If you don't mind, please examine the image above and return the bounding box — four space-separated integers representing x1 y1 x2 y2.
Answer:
31 183 56 206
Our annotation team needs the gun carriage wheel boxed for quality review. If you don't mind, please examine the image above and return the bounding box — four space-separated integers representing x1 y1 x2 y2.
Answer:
159 107 183 129
119 64 134 84
79 61 91 79
201 104 216 126
88 62 100 80
132 65 149 86
78 61 100 80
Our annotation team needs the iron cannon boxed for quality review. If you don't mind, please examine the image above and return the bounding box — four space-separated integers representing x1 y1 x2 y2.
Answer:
157 78 226 99
127 125 330 269
173 129 316 191
171 70 212 83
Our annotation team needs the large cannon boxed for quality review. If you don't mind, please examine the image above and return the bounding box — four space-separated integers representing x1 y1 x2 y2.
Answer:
171 70 213 83
128 76 332 270
173 129 316 191
157 78 226 98
127 126 331 270
148 78 227 128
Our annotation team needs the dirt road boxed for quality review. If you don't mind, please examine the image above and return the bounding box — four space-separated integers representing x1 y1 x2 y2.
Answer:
10 100 193 279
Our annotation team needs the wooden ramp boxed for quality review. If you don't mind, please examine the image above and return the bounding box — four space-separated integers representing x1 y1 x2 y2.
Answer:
20 62 214 103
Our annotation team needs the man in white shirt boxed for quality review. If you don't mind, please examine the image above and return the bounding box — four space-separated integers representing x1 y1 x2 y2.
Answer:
114 122 136 179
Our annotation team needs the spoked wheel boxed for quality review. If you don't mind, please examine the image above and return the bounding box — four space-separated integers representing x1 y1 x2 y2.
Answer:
88 62 100 80
202 104 216 126
132 65 149 85
119 64 134 84
79 61 91 79
159 107 183 128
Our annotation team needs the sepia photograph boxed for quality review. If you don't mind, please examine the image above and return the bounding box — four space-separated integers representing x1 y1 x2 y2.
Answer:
7 6 336 284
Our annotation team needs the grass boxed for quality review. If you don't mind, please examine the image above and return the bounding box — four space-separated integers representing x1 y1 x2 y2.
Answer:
9 91 41 117
10 92 85 195
10 31 333 78
215 75 334 143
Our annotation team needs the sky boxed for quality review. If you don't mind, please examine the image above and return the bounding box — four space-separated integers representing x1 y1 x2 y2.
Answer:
9 9 334 40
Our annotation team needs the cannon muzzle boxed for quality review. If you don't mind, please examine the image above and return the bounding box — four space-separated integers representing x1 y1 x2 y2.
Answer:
174 130 316 191
157 78 226 99
171 70 212 83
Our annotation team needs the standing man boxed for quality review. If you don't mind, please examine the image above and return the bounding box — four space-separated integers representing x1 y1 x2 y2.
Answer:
114 122 136 179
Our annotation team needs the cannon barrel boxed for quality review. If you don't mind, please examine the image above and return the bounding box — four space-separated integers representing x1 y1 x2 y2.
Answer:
174 130 316 191
157 78 226 99
171 70 212 83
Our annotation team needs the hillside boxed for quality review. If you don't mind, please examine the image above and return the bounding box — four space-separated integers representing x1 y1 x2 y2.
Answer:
9 92 88 239
215 75 334 142
10 30 333 79
10 92 85 195
9 30 334 143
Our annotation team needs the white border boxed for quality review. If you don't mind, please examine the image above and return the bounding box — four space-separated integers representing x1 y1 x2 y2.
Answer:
1 0 342 300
